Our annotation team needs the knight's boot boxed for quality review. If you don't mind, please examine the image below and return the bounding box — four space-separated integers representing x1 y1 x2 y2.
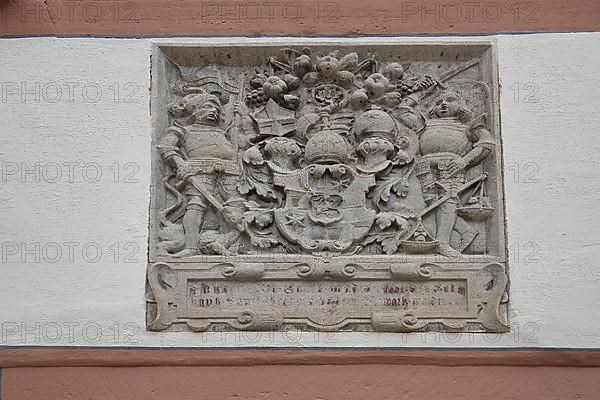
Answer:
455 216 479 252
437 244 462 258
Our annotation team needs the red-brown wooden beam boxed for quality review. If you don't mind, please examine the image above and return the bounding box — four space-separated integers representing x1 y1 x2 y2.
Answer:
0 0 599 37
1 347 600 367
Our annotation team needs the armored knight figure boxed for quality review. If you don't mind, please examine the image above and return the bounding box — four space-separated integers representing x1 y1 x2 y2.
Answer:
158 92 240 257
418 91 495 257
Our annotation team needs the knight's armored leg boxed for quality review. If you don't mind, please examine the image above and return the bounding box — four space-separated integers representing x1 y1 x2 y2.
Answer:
453 216 478 252
416 158 436 205
218 175 240 203
436 197 461 257
173 196 206 257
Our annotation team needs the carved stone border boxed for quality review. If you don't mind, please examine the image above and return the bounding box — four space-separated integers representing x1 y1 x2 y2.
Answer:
146 261 508 332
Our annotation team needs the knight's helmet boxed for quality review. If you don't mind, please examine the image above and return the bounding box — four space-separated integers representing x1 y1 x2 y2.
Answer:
303 113 352 165
304 127 351 165
354 107 397 143
354 107 398 173
185 92 223 117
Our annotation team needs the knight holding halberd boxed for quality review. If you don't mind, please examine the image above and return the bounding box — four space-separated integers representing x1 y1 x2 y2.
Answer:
417 90 495 257
158 90 241 257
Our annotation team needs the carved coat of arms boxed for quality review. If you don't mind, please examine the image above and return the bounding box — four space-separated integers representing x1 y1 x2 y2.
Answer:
147 43 508 333
273 163 375 252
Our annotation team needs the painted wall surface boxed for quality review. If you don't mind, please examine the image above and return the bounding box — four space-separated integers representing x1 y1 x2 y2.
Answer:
1 34 599 349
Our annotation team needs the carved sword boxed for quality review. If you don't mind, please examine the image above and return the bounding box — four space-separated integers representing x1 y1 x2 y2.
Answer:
419 173 488 217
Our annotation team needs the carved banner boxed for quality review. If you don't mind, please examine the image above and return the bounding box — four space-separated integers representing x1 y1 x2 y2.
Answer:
147 42 508 333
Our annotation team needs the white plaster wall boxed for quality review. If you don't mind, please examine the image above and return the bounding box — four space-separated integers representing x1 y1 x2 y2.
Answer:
0 34 599 348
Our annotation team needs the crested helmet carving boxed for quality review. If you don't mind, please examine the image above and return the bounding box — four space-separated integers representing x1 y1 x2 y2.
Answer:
354 107 397 144
304 126 352 164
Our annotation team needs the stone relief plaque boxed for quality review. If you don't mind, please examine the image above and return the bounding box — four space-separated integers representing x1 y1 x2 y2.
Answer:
147 41 508 333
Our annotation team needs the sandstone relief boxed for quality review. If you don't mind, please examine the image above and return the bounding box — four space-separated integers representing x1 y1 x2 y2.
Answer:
147 42 508 333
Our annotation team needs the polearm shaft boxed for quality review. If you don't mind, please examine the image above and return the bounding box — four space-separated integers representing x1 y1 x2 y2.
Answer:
439 58 480 83
232 73 245 159
416 58 480 101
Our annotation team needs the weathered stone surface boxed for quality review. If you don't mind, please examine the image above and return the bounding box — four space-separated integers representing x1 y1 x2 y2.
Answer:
147 42 508 332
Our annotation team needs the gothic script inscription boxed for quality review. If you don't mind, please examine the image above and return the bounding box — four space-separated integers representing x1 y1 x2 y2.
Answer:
147 41 508 333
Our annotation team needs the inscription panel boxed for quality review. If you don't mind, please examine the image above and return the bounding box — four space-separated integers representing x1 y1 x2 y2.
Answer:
147 41 508 333
187 280 468 313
